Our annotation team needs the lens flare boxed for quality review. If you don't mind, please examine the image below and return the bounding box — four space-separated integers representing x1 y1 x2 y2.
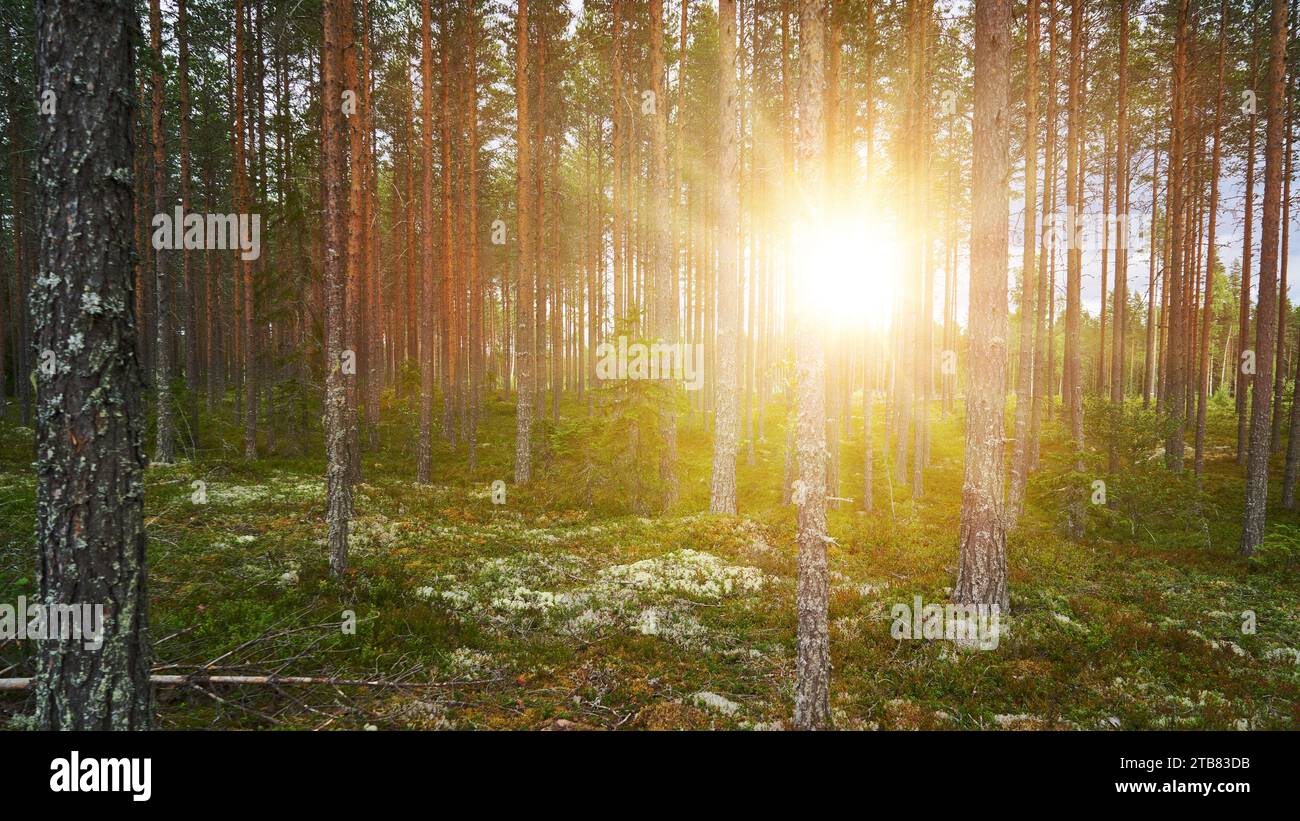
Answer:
792 213 901 332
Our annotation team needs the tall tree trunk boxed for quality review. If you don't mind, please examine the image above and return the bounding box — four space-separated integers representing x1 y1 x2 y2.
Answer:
235 0 256 460
1271 87 1293 453
363 0 381 453
322 0 351 576
1242 0 1289 555
1238 42 1260 464
911 2 930 498
612 0 624 325
1144 132 1160 407
860 0 875 510
342 1 363 479
1009 0 1039 524
955 0 1010 609
149 0 174 463
1164 0 1189 469
417 0 436 483
1029 0 1058 469
710 0 741 514
1099 125 1110 395
1109 0 1129 474
178 0 197 438
405 50 417 370
1063 0 1084 458
441 2 457 445
33 0 153 729
1195 0 1228 476
468 7 482 469
649 0 679 508
514 0 535 484
793 0 830 732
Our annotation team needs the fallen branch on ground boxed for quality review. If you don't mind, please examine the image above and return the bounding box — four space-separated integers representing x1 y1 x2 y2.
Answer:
0 674 501 693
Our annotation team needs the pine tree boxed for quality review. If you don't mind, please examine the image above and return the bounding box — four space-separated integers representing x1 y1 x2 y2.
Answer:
1009 0 1039 523
417 0 436 484
322 0 352 577
514 0 535 485
1242 0 1289 555
1195 0 1228 476
32 0 153 729
710 0 741 514
149 0 174 463
954 0 1011 609
793 0 830 732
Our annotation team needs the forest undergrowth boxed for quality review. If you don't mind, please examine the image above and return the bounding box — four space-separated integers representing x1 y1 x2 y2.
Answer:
1 386 1297 730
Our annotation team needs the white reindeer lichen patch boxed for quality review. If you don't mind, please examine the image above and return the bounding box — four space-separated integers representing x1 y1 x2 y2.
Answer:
417 548 765 649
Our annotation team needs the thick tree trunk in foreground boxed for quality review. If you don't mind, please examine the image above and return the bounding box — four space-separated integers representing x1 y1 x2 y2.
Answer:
793 0 830 732
1242 0 1289 555
514 0 535 485
322 0 350 577
955 0 1010 610
710 0 740 514
33 0 153 729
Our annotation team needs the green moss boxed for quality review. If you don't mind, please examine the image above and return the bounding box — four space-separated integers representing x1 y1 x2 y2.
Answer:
2 395 1298 730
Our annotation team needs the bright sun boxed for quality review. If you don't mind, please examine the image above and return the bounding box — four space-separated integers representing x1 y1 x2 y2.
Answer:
793 213 901 333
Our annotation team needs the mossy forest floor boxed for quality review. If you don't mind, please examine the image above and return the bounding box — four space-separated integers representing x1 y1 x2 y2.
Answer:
2 389 1298 730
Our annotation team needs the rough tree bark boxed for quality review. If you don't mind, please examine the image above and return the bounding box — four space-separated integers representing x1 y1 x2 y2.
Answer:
1164 0 1189 470
322 0 351 577
440 2 456 444
417 0 436 484
955 0 1011 610
793 0 830 732
178 0 197 436
1242 0 1289 555
514 0 535 485
1009 0 1039 524
650 0 679 510
467 7 482 469
1029 0 1057 470
342 2 363 481
1194 0 1227 477
1109 0 1129 474
234 0 256 460
710 0 740 514
32 0 153 729
149 0 174 463
1063 0 1084 458
1238 38 1260 465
